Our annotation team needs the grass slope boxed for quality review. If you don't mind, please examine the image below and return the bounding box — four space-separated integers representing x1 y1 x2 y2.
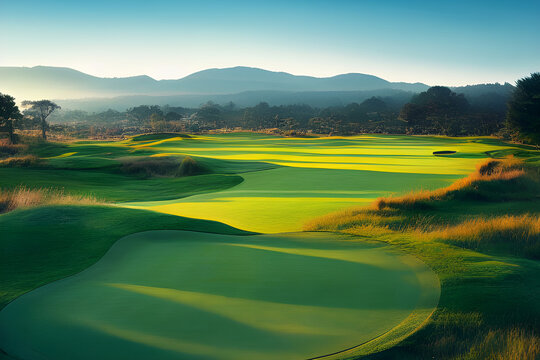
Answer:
0 205 250 311
0 168 243 202
0 231 439 360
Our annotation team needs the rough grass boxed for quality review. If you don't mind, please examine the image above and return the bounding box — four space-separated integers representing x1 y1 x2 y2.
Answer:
0 141 25 158
0 155 42 167
120 156 211 178
305 157 540 360
433 214 540 259
373 158 538 211
0 186 100 214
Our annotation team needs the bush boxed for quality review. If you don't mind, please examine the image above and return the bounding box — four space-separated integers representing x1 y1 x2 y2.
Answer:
176 156 209 177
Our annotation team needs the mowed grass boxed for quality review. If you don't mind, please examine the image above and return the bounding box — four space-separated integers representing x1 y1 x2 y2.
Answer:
0 167 243 202
132 167 463 233
0 230 439 360
306 157 540 359
0 205 250 311
124 134 523 233
1 134 536 359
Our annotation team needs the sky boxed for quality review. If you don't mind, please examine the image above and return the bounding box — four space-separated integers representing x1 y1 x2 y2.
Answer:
0 0 539 86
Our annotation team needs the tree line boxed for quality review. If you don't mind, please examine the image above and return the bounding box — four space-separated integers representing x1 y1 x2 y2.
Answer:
1 73 539 144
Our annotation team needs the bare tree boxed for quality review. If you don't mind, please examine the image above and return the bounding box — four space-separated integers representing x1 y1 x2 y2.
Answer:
22 100 61 140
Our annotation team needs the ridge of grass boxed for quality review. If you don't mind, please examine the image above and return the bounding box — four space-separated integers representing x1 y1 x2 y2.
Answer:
0 205 253 311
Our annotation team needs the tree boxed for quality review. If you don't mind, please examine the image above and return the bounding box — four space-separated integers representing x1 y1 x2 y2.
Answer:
127 105 162 124
21 100 60 140
0 93 22 143
506 73 540 145
399 86 469 135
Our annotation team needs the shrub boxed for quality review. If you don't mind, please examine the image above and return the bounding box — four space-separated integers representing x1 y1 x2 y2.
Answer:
176 156 209 177
120 156 181 178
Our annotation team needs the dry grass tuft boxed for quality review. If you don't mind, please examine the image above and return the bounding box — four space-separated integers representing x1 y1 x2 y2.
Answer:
0 143 26 158
463 328 540 360
0 187 101 214
432 214 540 259
0 155 42 167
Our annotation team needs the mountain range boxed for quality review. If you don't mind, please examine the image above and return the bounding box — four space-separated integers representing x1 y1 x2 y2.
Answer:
0 66 429 100
0 66 514 111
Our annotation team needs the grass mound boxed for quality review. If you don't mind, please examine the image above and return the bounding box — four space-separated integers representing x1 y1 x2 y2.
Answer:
120 156 211 178
131 133 191 142
0 230 439 360
0 205 250 310
374 158 539 210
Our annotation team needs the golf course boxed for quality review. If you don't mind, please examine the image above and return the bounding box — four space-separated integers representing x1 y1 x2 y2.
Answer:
1 133 539 359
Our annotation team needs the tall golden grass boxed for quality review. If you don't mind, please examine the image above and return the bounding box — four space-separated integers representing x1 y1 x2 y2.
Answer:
375 157 535 210
0 187 101 214
461 328 539 360
432 215 540 258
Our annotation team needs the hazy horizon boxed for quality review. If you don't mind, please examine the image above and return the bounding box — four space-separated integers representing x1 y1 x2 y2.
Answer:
0 64 520 87
1 0 539 86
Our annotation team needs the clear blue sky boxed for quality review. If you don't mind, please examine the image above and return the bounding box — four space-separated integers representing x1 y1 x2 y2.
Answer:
0 0 538 85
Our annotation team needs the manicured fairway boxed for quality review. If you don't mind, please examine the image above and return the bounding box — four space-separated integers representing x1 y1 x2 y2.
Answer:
123 134 517 232
128 167 462 232
0 231 439 360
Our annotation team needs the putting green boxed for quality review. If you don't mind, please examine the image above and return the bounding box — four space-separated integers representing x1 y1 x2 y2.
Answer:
0 231 439 360
123 134 515 232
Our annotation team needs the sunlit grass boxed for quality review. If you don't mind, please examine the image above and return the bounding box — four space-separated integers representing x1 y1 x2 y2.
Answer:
0 186 101 213
432 214 540 259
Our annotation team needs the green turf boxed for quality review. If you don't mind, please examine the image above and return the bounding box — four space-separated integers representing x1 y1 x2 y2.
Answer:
129 167 462 233
0 168 243 202
0 206 251 310
0 230 439 360
1 133 534 360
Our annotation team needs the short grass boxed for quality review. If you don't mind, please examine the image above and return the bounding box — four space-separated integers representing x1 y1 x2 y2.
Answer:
0 168 243 202
0 205 250 311
124 134 528 233
1 133 537 359
0 231 439 360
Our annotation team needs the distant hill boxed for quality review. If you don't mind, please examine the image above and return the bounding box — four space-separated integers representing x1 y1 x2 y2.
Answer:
55 89 417 112
0 66 429 101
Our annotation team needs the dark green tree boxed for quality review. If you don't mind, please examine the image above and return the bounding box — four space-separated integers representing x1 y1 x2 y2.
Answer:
0 93 22 144
506 73 540 145
399 86 469 135
21 100 61 140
